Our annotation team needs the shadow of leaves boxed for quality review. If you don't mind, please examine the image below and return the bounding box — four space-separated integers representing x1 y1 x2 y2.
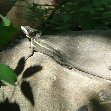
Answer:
77 105 88 111
14 57 25 76
21 81 34 106
22 65 42 78
0 81 6 87
0 98 20 111
89 98 111 111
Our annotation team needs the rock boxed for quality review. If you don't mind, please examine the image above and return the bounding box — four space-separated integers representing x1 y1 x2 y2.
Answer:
30 0 54 5
0 31 111 111
40 31 111 81
6 0 54 28
6 1 29 28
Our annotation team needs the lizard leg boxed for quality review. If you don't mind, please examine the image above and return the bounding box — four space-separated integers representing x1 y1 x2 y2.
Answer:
25 48 36 61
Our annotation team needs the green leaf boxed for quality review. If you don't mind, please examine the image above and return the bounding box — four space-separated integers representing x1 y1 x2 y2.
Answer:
63 15 71 22
78 7 94 12
77 15 95 29
93 0 103 8
0 14 18 50
0 14 10 26
0 25 18 49
101 0 109 6
0 64 17 86
101 11 111 18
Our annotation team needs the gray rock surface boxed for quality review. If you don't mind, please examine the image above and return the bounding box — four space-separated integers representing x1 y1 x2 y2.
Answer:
0 31 111 111
40 31 111 81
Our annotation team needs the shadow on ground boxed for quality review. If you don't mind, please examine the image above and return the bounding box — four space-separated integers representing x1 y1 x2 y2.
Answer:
89 97 111 111
77 94 111 111
0 98 20 111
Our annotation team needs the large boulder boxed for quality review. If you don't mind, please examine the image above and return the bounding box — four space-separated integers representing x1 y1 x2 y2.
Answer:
0 31 111 111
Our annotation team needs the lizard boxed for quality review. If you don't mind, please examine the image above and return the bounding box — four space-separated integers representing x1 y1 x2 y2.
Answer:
21 26 111 82
21 26 74 69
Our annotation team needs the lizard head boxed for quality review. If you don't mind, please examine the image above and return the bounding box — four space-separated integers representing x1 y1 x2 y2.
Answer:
21 26 42 38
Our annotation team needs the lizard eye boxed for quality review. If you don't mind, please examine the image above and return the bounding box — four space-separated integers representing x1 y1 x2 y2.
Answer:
30 31 36 37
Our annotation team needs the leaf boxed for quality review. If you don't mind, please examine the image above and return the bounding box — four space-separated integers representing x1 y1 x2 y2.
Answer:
93 0 103 8
0 15 17 50
0 14 10 26
78 7 94 12
0 25 17 49
0 64 17 86
95 8 104 11
101 0 109 6
63 15 71 22
101 11 111 18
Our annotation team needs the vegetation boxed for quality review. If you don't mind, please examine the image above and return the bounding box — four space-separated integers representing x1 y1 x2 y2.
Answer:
16 0 111 34
0 15 17 86
0 14 17 50
0 64 17 86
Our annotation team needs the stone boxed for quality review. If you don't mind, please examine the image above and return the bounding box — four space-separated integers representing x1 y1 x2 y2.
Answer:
0 31 111 111
6 1 29 28
6 0 55 28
